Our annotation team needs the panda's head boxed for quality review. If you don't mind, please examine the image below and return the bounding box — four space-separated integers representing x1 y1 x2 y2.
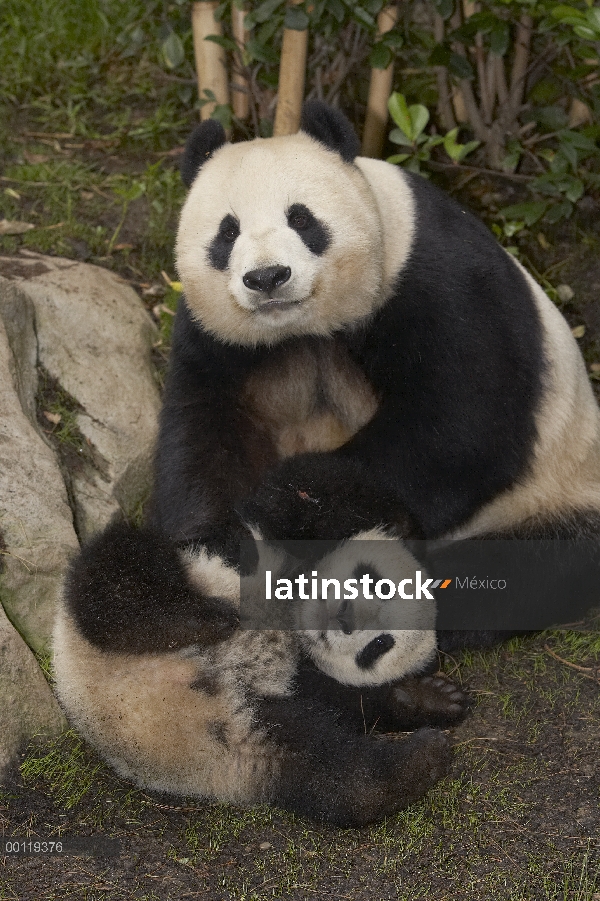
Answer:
295 534 437 686
176 103 385 346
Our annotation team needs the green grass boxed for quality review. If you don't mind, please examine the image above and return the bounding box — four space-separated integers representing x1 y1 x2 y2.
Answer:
0 0 195 148
12 624 600 898
19 730 148 827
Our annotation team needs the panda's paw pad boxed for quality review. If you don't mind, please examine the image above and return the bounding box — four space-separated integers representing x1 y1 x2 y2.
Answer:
391 676 469 728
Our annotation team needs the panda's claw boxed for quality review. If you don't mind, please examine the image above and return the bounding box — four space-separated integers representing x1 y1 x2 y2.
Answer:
389 675 470 729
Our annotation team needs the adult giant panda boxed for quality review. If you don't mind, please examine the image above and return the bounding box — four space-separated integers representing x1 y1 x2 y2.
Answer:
53 102 600 824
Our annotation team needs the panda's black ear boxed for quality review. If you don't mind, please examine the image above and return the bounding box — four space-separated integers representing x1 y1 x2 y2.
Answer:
181 119 227 187
300 101 360 163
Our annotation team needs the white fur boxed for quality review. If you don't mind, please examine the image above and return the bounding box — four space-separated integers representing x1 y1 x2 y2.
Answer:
176 134 393 346
296 528 437 686
454 256 600 538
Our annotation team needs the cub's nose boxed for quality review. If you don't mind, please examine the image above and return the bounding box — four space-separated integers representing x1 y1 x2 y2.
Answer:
243 265 291 294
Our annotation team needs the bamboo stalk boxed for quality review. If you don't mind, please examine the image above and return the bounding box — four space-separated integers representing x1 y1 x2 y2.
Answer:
273 0 309 136
192 1 230 121
361 4 399 158
232 5 250 121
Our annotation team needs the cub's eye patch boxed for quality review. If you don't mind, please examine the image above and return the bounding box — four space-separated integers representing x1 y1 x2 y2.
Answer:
286 203 331 256
355 633 396 669
208 214 240 270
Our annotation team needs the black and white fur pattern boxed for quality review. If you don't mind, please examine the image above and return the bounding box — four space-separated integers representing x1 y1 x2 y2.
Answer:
55 522 462 826
53 102 600 823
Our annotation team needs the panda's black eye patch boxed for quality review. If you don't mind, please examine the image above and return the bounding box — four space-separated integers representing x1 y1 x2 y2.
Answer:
356 633 395 670
208 214 240 271
287 203 330 256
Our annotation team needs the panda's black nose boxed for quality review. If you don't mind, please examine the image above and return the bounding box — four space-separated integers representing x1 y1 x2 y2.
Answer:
243 265 291 294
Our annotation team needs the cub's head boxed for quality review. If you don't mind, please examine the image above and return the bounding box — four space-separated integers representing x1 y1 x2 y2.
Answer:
176 103 385 346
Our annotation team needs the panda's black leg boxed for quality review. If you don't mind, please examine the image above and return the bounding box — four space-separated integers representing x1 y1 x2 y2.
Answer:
292 659 469 733
64 522 239 653
255 693 450 827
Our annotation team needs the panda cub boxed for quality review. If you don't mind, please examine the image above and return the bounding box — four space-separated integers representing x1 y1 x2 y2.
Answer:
53 101 600 825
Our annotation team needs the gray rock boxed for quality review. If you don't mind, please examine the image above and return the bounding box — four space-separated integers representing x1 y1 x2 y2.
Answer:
0 602 66 777
0 309 79 652
0 252 161 763
0 252 161 539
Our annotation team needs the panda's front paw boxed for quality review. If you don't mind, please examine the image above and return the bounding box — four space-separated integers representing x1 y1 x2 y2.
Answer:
390 675 470 729
240 454 413 541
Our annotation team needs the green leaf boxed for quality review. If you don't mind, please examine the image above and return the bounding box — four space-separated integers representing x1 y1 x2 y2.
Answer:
551 5 586 21
257 16 281 44
558 142 578 172
443 127 480 162
533 105 568 130
284 6 309 29
504 220 525 238
388 93 412 138
250 0 286 25
352 6 375 28
211 104 232 130
389 128 414 147
544 200 573 223
448 52 474 79
381 31 403 48
161 31 185 69
573 25 597 39
204 34 237 52
246 38 279 64
588 7 600 32
498 202 548 226
328 0 345 23
558 129 597 151
531 175 561 196
429 43 452 68
363 0 385 15
489 21 510 56
369 42 392 69
409 104 429 140
433 0 454 20
564 177 585 203
386 153 411 164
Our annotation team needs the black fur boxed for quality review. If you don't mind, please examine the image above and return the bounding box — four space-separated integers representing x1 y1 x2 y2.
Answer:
335 171 546 537
208 214 240 270
300 100 360 163
287 203 331 255
181 119 226 188
252 658 464 825
240 454 416 542
64 523 239 653
356 633 396 669
284 659 469 732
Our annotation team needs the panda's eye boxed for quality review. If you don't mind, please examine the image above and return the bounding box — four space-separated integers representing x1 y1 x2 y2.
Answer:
287 203 331 256
289 213 308 230
218 215 240 243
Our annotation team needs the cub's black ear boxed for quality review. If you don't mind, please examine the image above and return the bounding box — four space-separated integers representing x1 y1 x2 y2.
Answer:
181 119 226 187
300 101 360 163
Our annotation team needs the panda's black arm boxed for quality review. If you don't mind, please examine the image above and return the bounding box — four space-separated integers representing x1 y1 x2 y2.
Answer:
289 657 468 731
149 302 273 561
64 522 239 653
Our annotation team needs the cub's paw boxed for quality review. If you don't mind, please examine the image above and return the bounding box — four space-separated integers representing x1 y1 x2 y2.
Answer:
390 676 469 729
386 727 452 802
